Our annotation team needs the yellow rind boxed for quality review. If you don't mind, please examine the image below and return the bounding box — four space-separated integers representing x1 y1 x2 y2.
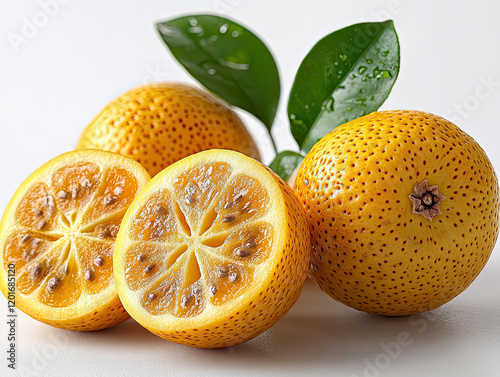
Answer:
0 149 150 330
114 149 310 348
76 83 261 177
294 110 500 316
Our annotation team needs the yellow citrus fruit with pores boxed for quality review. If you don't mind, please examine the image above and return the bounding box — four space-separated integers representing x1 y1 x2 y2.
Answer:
76 83 261 177
114 149 310 348
0 149 150 330
294 110 499 316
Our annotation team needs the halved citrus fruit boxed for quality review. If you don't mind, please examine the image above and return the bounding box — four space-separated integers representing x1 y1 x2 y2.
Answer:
114 149 310 348
0 149 150 330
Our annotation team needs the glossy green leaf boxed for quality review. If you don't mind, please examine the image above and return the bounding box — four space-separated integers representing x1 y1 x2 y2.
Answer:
156 15 280 130
269 151 304 181
288 20 400 152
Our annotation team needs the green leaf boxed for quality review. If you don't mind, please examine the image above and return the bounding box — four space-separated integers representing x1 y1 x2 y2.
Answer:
269 151 304 181
288 20 400 152
156 15 280 130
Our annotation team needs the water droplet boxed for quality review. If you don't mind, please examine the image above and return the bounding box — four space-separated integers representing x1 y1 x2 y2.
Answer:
334 61 339 66
304 104 310 110
366 58 373 64
188 26 203 34
322 97 334 112
359 89 366 94
208 68 216 75
382 50 389 57
220 24 228 34
372 68 391 79
222 60 249 71
358 66 367 74
356 98 367 105
290 114 296 120
339 54 348 61
231 30 239 38
188 18 198 26
347 107 352 112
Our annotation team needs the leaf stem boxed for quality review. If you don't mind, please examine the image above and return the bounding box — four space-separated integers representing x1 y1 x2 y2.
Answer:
268 129 278 155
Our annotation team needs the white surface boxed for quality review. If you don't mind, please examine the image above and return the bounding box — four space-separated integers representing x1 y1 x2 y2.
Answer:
1 0 500 376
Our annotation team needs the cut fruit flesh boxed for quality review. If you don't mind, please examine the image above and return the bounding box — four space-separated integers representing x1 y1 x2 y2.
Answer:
0 149 150 330
114 149 311 348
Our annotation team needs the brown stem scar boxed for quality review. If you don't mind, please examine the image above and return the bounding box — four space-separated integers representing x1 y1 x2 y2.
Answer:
408 179 446 221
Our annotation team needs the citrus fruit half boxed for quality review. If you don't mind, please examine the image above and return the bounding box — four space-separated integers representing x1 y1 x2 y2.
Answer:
114 149 310 348
0 149 150 330
76 83 261 177
294 110 499 316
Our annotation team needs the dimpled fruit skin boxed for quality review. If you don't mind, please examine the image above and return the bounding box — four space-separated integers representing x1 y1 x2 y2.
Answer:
294 110 500 316
76 83 261 177
114 150 311 348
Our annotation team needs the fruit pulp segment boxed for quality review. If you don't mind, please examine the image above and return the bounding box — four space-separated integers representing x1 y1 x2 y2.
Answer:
3 161 141 308
51 162 101 224
79 167 139 226
122 162 273 318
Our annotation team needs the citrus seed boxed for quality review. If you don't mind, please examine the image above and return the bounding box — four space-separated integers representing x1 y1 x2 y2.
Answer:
98 230 112 239
145 264 155 273
148 293 158 302
32 264 43 279
137 254 146 262
104 196 117 205
35 209 43 217
218 267 228 278
209 285 218 296
94 255 105 267
21 234 31 243
222 215 235 223
236 248 251 258
157 205 168 216
181 294 194 308
47 277 61 292
228 272 238 282
85 268 95 281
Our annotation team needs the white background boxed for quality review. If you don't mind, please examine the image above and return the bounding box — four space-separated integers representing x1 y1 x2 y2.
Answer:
1 0 500 376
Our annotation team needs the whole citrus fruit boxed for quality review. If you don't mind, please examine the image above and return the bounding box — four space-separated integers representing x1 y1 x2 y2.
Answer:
113 149 310 348
0 149 150 330
294 110 499 316
76 83 261 177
